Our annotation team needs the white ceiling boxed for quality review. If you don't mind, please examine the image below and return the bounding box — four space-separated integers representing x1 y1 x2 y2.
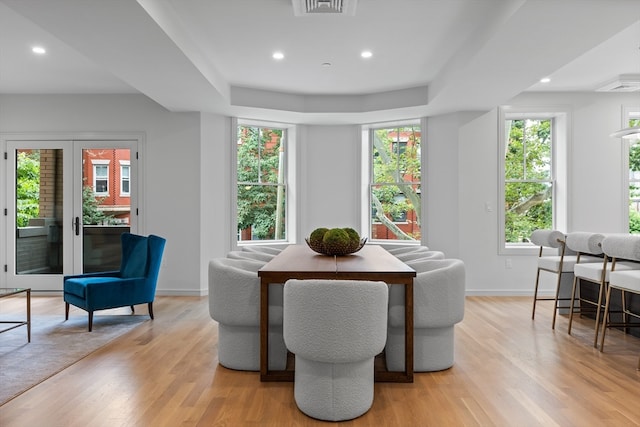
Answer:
1 0 639 124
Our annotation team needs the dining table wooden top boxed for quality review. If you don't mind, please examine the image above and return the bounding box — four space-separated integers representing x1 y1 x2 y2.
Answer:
258 244 416 279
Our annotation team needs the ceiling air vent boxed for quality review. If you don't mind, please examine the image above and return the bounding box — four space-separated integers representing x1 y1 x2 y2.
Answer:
292 0 357 16
596 74 640 92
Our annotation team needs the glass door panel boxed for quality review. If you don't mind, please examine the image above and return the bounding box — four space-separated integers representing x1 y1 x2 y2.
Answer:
15 148 64 275
80 147 132 273
5 140 73 291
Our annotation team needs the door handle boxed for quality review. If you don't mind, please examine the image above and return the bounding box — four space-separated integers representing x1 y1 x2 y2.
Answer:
74 217 80 236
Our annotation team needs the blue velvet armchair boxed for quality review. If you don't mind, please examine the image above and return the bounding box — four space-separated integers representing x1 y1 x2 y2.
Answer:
64 233 166 331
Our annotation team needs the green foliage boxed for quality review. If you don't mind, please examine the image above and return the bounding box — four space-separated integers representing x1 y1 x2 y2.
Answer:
630 209 640 234
237 126 285 240
371 126 421 240
629 121 640 233
504 119 553 243
16 151 40 227
82 185 116 225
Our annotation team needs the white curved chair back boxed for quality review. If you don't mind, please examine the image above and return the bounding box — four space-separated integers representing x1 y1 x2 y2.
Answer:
283 279 388 421
402 251 446 264
227 250 273 263
208 257 286 371
242 245 283 256
393 246 435 261
386 245 429 255
386 258 465 372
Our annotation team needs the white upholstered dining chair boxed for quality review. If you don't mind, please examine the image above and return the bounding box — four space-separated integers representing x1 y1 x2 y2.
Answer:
529 229 600 328
283 279 388 421
385 258 465 372
208 257 287 371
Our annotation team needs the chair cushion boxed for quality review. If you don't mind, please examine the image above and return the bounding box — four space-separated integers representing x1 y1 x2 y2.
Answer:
537 255 601 272
64 276 119 298
574 261 640 282
121 235 148 278
608 270 640 293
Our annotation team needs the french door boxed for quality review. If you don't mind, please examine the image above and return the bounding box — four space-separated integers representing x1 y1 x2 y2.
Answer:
2 136 141 291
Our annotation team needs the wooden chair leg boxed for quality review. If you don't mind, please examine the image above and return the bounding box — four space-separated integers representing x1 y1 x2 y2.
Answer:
130 305 135 314
88 311 93 332
65 302 69 320
148 302 154 319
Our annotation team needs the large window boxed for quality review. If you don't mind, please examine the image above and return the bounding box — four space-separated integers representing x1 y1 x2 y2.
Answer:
236 124 287 242
499 108 569 253
502 117 554 244
626 109 640 233
367 123 422 241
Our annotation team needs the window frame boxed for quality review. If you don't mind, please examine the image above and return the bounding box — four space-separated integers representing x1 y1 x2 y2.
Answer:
120 161 130 197
91 160 110 196
232 118 296 248
498 106 570 255
622 105 640 233
361 119 423 246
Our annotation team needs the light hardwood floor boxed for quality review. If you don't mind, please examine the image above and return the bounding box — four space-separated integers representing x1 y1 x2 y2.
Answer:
1 294 639 426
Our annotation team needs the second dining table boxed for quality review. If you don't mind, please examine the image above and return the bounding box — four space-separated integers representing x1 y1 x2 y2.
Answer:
258 244 416 383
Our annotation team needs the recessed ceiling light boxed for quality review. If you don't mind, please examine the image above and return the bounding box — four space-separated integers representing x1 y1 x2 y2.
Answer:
321 62 332 67
361 50 372 59
32 46 46 55
540 77 551 83
272 52 284 60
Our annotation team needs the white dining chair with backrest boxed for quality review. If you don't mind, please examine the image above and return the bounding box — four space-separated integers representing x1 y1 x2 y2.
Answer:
599 235 640 369
283 279 388 421
529 229 600 327
385 258 465 372
208 257 287 371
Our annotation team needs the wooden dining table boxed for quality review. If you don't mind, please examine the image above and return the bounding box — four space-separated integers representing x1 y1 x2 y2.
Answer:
258 244 416 383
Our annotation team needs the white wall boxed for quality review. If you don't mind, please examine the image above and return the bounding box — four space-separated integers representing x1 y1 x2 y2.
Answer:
199 113 232 295
1 91 639 297
299 124 361 236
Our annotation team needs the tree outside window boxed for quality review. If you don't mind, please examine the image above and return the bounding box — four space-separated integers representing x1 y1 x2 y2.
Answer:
627 117 640 233
370 125 421 241
504 118 553 243
236 125 286 241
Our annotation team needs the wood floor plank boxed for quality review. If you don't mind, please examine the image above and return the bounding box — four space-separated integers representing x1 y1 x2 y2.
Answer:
1 295 639 426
